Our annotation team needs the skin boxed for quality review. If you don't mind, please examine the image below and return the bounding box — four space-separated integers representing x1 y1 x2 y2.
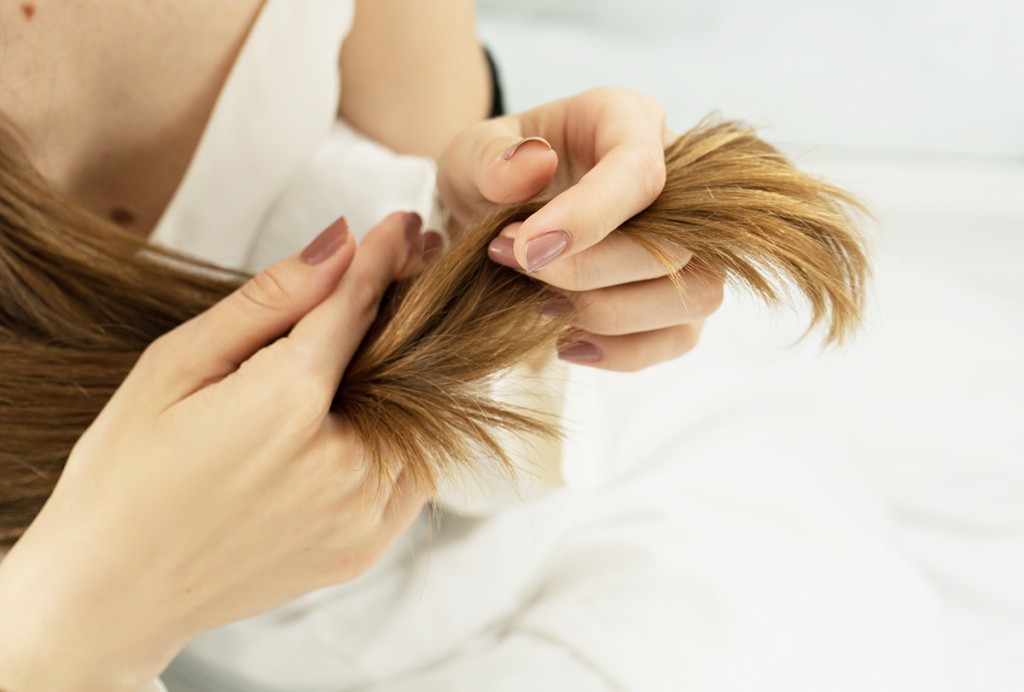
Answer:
0 0 724 687
438 89 725 370
0 212 431 691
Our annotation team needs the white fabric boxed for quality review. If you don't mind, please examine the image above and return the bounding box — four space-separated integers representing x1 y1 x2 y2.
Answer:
480 2 1024 690
148 0 1023 690
478 0 1024 158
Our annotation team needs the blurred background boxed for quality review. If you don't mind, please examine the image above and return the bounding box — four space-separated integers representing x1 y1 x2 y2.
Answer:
478 1 1023 690
479 0 1023 156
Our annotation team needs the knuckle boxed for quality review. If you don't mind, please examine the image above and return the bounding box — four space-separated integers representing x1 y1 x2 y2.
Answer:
584 85 642 105
631 146 667 199
237 267 293 317
669 324 701 358
577 86 615 106
668 243 695 272
284 375 334 422
322 549 373 584
641 92 667 121
593 86 624 104
559 257 592 292
346 276 384 319
595 295 629 335
269 342 334 417
137 332 201 384
702 278 726 316
141 332 177 365
342 548 380 580
686 274 725 318
548 254 603 292
325 509 391 580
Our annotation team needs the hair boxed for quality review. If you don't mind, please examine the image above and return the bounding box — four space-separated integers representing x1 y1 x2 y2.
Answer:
0 118 868 546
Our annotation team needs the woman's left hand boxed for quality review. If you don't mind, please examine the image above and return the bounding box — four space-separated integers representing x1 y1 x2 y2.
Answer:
437 87 724 372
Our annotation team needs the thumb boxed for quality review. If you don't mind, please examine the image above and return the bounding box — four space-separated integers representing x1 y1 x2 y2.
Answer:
437 117 558 223
134 216 355 404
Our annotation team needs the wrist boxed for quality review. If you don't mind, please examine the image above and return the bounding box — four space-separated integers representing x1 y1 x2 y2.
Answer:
0 524 185 691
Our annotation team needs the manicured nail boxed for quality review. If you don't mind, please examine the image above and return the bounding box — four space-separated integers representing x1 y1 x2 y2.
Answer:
541 295 574 317
404 211 424 254
422 231 444 263
525 230 570 272
300 216 348 265
558 340 602 363
502 136 552 161
487 235 522 269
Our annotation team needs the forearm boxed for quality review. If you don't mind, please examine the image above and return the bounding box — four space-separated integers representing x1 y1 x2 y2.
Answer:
0 523 182 691
339 0 492 159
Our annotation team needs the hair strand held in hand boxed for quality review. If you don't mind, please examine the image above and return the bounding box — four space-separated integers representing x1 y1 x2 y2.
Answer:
337 119 869 494
0 118 868 544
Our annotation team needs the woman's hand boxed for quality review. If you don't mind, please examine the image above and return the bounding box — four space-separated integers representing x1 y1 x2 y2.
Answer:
0 213 431 692
438 87 724 372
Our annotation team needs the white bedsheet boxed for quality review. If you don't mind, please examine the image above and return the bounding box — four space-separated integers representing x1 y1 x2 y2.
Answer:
166 150 1023 692
477 2 1024 689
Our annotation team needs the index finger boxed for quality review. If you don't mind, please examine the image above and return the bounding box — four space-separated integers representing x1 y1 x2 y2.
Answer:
287 211 423 387
513 91 667 274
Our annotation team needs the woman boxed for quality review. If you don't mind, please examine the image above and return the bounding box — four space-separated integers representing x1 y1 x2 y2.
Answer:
0 1 722 689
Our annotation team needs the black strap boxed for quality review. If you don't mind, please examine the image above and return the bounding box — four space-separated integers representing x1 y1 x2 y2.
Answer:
483 46 506 118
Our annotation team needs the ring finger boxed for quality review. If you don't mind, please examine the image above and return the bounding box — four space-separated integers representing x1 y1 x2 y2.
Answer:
550 260 724 335
557 322 706 372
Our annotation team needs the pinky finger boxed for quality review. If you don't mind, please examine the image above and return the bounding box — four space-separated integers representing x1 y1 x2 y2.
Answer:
557 322 705 372
376 468 428 542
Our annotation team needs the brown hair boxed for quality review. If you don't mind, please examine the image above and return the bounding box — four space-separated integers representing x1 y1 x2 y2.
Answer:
0 119 868 545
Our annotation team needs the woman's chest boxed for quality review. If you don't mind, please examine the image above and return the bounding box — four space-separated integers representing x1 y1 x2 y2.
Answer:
0 0 265 237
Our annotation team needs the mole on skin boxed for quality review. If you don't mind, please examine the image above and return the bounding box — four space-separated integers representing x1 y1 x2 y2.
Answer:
20 2 36 20
110 207 136 226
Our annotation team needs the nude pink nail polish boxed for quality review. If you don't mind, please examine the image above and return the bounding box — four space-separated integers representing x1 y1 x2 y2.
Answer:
558 340 602 363
300 217 348 265
488 235 522 269
525 230 570 272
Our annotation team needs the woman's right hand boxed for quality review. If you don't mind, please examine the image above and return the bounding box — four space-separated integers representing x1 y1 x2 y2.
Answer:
0 212 431 692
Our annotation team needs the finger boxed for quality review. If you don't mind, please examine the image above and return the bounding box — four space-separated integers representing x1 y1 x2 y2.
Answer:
490 224 694 290
319 417 421 527
288 211 422 387
512 91 666 272
557 322 705 372
135 217 355 402
376 468 428 543
437 117 559 220
329 468 427 581
554 268 725 336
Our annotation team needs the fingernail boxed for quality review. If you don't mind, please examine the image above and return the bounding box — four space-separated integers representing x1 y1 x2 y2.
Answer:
558 340 602 364
422 231 444 263
541 295 574 317
488 235 522 269
300 216 348 265
404 212 424 255
525 230 570 272
502 136 552 161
